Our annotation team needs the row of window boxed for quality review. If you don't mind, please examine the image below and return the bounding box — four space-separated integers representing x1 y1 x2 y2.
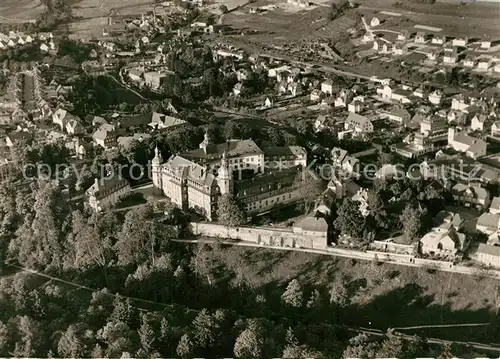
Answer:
246 193 292 211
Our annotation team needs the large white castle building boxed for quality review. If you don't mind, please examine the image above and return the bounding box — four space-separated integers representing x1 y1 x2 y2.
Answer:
152 133 308 220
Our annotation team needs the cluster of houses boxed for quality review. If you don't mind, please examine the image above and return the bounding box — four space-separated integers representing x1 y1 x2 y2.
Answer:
0 31 56 54
366 15 500 74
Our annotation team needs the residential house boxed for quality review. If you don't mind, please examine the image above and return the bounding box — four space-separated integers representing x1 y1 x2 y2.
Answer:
144 71 174 90
428 90 443 105
314 115 333 133
477 58 491 71
65 119 84 135
477 213 500 235
373 40 390 53
233 82 244 96
491 197 500 215
480 40 492 50
345 113 373 135
419 226 465 258
452 183 490 210
432 35 446 45
392 88 412 104
413 87 426 99
352 188 369 216
331 147 360 178
347 100 362 114
93 128 116 149
415 32 426 44
448 128 487 159
387 107 411 126
65 138 89 159
128 68 144 82
452 94 473 111
117 133 152 151
321 79 334 95
452 37 468 47
392 42 406 56
492 121 500 137
53 108 79 131
397 30 409 42
5 131 32 147
148 112 186 130
86 177 131 212
310 89 322 102
264 96 275 108
494 62 500 74
475 243 500 268
426 48 441 61
463 55 476 68
471 114 487 132
447 110 467 125
370 17 380 27
443 49 458 64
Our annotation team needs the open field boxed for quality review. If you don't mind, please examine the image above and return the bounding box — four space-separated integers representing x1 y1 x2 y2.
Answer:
357 0 500 39
68 0 157 39
0 0 43 23
205 244 500 343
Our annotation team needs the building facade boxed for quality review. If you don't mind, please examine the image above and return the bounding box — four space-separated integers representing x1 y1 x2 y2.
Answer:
152 135 310 221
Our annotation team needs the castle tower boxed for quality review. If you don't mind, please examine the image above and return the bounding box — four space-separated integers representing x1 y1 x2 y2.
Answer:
152 146 163 190
217 151 233 195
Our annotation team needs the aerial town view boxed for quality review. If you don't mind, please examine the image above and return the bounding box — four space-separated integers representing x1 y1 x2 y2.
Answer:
0 0 500 357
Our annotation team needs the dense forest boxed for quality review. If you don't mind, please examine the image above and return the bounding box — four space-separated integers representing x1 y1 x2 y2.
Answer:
0 178 471 358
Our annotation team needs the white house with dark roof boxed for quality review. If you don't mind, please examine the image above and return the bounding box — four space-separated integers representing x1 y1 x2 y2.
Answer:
387 107 411 126
432 35 446 45
477 212 500 235
490 197 500 215
331 147 360 178
53 108 79 131
321 79 334 95
86 177 131 212
148 112 186 130
475 243 500 267
448 128 487 159
345 113 373 134
471 114 487 132
452 183 490 210
452 37 468 47
419 226 464 258
415 32 426 44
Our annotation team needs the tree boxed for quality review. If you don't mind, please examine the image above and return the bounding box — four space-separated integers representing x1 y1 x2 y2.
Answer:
216 194 246 228
12 316 42 358
296 172 323 214
233 320 265 359
176 334 194 358
115 205 155 266
9 182 70 271
400 204 422 242
329 282 349 309
334 198 365 242
376 335 405 358
342 333 379 359
137 313 155 356
191 309 220 349
281 279 303 308
366 189 389 230
73 218 114 285
57 325 84 358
